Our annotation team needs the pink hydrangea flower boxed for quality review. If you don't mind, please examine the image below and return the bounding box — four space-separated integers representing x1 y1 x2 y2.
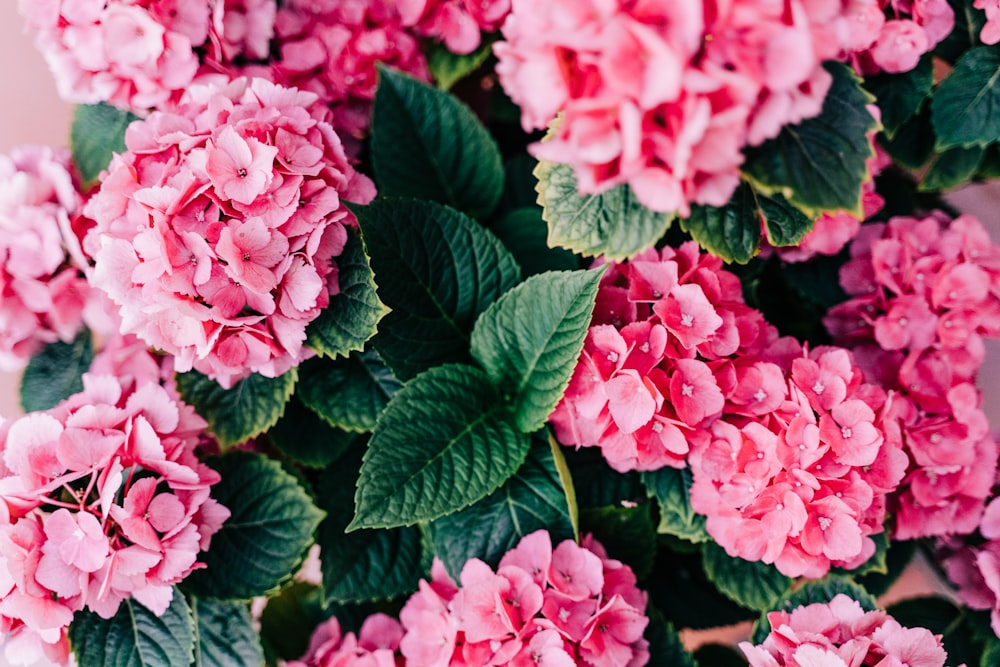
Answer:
398 0 511 54
976 0 1000 44
0 371 227 663
288 613 403 667
0 145 98 371
825 213 1000 540
740 594 952 667
399 530 649 666
850 0 954 74
493 1 875 215
84 76 376 387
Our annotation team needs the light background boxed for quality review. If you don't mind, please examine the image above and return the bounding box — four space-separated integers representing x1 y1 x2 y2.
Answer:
0 1 995 665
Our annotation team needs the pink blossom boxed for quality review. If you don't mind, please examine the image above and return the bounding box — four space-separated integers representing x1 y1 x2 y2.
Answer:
976 0 1000 43
288 614 403 667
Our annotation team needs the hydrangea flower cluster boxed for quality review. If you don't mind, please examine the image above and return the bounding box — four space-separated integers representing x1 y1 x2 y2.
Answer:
287 613 403 667
942 496 1000 638
850 0 955 74
399 0 510 54
740 593 951 667
271 0 430 152
83 76 376 387
552 243 908 577
825 213 1000 539
493 1 876 216
0 145 93 372
0 372 229 665
399 530 649 667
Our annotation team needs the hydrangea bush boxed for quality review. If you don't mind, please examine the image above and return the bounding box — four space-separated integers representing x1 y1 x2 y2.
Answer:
6 0 1000 666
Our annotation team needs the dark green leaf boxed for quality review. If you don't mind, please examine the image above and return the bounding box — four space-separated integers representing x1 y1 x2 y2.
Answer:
371 67 503 219
298 351 401 433
695 643 750 667
982 636 1000 667
933 47 1000 150
702 541 792 613
751 576 878 643
190 597 263 667
268 396 358 468
648 544 756 629
317 449 423 603
356 197 521 380
580 503 657 580
175 370 296 449
498 155 542 215
184 452 325 599
641 467 709 543
920 145 984 191
645 607 697 667
71 103 138 187
879 103 935 170
743 62 878 218
491 207 580 277
470 268 604 432
759 192 815 248
259 583 328 663
20 330 93 412
535 160 673 260
70 590 194 667
562 446 645 509
426 39 494 91
865 55 933 139
682 182 762 263
307 231 385 359
937 0 987 62
350 364 531 529
428 439 575 578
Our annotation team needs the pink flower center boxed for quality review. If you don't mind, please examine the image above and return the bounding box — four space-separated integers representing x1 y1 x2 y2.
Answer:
680 313 694 327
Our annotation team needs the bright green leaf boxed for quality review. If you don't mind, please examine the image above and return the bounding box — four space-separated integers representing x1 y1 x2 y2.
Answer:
356 197 521 380
71 103 137 187
920 145 984 191
70 589 194 667
371 67 503 219
682 182 762 263
307 231 385 359
350 364 530 530
470 268 604 432
933 47 1000 150
298 350 401 433
580 503 657 580
20 330 93 412
317 449 423 603
427 39 494 91
183 452 325 599
535 160 673 260
491 207 580 277
641 467 709 543
702 541 792 612
268 397 358 468
865 55 933 139
175 370 296 450
743 62 877 218
428 440 575 578
190 597 263 667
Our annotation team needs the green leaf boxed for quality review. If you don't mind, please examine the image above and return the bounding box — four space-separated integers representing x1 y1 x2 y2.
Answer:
317 449 423 603
759 192 815 248
702 541 792 612
491 207 580 277
879 103 935 170
682 182 762 263
20 330 93 412
371 66 504 219
70 590 194 667
982 636 1000 667
856 537 916 597
470 268 604 432
534 159 673 260
743 62 877 218
356 197 521 380
751 576 878 643
298 350 401 433
184 452 325 599
307 231 385 359
641 467 709 543
71 103 138 187
190 597 263 667
259 583 328 663
645 607 697 667
426 39 494 91
865 55 933 139
350 364 530 530
498 155 542 215
580 503 657 580
840 531 889 578
920 145 984 191
562 446 645 510
428 439 575 578
938 0 987 62
933 47 1000 150
175 369 297 450
695 643 750 667
268 396 358 468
